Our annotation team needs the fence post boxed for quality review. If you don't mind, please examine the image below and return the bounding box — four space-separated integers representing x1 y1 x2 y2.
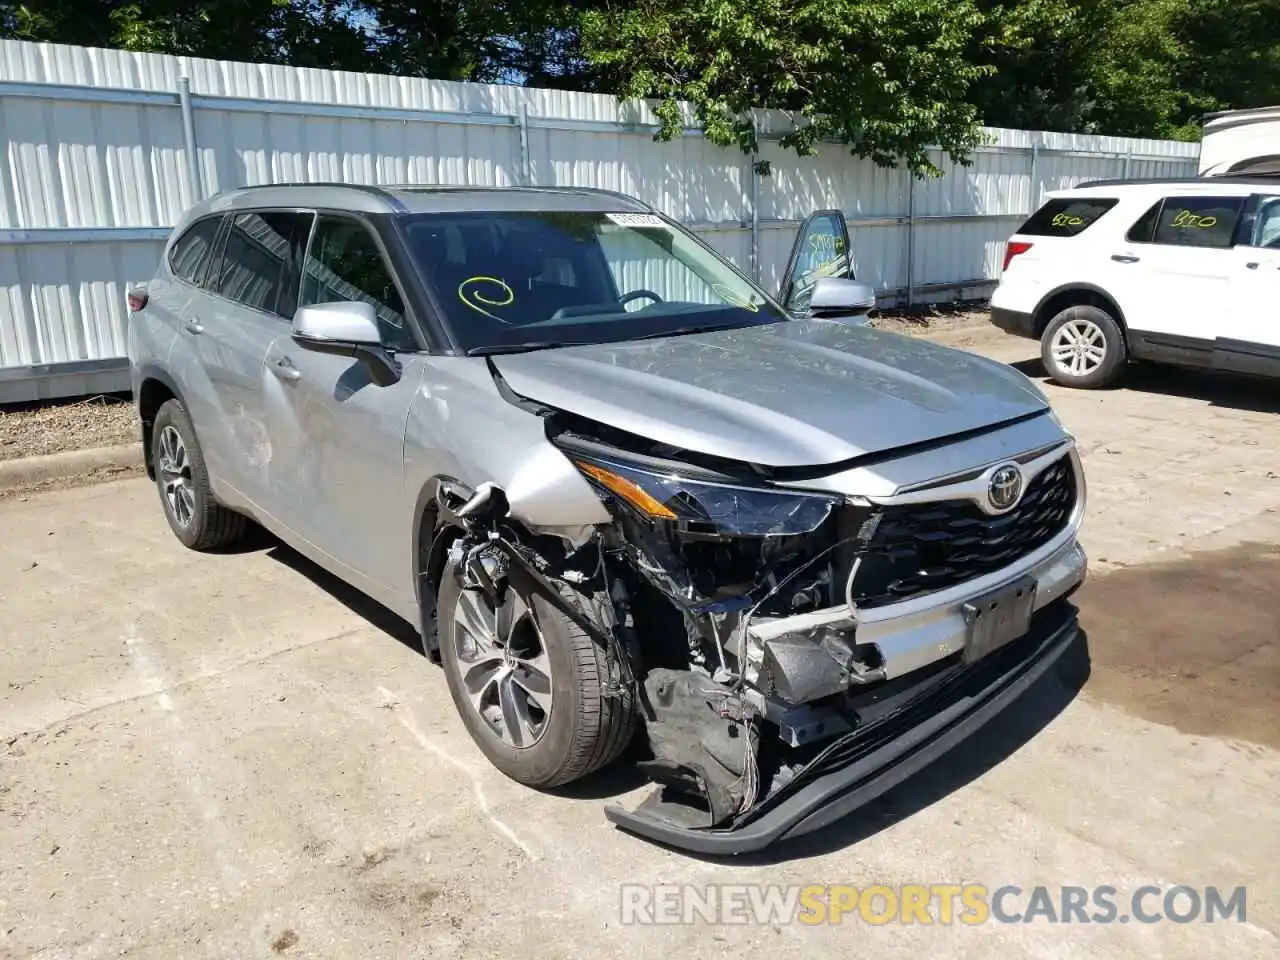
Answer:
518 104 532 185
904 163 916 307
749 114 760 282
1122 147 1133 181
1029 140 1040 211
177 77 203 202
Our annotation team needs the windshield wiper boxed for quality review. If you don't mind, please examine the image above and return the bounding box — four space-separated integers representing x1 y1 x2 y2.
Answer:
465 341 597 356
628 323 745 342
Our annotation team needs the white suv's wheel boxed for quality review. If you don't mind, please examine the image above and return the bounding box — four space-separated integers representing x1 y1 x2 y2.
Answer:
1040 305 1127 389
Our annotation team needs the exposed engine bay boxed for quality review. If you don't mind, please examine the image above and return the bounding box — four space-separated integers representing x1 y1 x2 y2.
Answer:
433 402 1084 838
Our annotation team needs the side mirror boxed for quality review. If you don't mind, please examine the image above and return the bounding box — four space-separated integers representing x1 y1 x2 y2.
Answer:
291 301 401 386
807 277 876 323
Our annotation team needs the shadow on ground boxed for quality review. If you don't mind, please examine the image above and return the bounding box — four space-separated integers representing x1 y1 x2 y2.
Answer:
1011 358 1280 415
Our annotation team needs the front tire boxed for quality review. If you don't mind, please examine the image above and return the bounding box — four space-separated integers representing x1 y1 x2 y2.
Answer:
437 562 637 788
151 399 247 551
1040 305 1127 389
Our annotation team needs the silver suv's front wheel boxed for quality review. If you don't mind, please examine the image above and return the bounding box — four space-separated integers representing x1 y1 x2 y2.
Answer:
436 561 637 788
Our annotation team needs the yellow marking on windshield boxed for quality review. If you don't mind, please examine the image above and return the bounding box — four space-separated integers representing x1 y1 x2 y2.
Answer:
1052 213 1085 227
458 276 515 322
711 283 760 312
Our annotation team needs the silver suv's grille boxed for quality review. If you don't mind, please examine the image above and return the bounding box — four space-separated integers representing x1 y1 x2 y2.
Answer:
848 454 1077 609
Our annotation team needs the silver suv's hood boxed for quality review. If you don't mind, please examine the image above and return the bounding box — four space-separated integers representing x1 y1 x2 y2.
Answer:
491 319 1048 468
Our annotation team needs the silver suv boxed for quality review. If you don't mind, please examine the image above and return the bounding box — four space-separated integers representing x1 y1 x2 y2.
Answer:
128 183 1087 854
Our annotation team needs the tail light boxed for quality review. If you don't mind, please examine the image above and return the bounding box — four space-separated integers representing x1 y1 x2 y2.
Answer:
127 287 149 312
1002 240 1033 272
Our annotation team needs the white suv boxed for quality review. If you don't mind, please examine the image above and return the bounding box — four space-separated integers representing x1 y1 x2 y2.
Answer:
989 176 1280 388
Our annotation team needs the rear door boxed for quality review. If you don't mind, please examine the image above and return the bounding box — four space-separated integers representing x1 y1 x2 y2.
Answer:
1118 193 1247 361
185 209 315 504
1220 191 1280 374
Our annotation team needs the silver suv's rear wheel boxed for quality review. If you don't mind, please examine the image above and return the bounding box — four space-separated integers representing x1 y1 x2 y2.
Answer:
151 399 247 551
437 561 637 788
1040 305 1127 389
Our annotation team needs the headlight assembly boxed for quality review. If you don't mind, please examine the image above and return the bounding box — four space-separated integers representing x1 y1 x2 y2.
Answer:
568 453 841 537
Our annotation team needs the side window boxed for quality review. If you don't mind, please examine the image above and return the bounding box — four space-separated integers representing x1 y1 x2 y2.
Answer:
300 217 417 351
211 211 314 318
167 216 223 286
1150 196 1244 249
1126 201 1162 243
1018 197 1119 238
1239 195 1280 249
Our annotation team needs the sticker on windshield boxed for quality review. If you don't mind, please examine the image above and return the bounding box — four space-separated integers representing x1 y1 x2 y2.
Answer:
606 212 666 228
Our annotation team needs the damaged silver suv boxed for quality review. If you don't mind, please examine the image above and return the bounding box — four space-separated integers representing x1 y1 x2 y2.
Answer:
128 183 1087 854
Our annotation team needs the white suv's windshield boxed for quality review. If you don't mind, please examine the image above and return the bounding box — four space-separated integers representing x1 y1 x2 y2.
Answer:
399 211 787 354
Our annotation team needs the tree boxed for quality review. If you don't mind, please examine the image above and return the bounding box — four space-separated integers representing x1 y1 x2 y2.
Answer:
1 1 377 67
576 0 1010 177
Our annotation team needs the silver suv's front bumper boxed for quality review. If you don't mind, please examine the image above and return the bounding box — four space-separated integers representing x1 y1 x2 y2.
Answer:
744 442 1087 738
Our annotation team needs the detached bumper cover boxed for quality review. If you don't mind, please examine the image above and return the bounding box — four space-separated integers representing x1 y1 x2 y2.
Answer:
604 600 1080 855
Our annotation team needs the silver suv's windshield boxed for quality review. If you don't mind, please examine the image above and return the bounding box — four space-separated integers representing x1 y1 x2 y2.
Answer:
398 211 787 355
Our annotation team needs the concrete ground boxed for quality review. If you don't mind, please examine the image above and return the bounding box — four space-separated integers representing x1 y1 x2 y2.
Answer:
2 327 1278 959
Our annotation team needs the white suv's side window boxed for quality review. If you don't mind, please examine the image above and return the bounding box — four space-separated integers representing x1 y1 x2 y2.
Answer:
1240 195 1280 249
1129 196 1246 249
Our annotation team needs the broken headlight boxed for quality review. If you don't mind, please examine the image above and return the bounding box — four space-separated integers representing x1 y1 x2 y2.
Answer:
567 453 842 537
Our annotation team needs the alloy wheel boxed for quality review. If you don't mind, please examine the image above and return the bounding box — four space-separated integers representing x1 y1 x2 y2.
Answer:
157 425 196 528
1050 318 1107 377
451 585 555 748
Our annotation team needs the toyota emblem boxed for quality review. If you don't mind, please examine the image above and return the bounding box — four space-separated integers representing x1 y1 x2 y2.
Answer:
987 464 1023 512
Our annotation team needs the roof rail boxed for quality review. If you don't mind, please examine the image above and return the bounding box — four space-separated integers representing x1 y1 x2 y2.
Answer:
1075 174 1280 189
389 183 654 211
227 181 408 213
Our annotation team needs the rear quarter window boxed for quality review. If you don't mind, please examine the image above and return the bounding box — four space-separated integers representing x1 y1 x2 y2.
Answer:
167 216 223 286
1017 198 1119 237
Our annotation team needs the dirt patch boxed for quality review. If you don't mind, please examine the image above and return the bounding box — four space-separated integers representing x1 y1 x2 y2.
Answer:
270 928 299 953
1076 542 1280 749
0 395 138 462
869 300 992 337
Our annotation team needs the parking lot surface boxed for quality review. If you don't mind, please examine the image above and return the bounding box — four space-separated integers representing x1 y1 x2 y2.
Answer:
3 327 1278 959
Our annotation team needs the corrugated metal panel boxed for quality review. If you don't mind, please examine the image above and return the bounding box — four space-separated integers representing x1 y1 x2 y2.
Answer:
0 38 1203 387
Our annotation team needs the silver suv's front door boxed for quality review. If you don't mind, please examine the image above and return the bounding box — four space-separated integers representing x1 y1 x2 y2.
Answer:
262 214 422 600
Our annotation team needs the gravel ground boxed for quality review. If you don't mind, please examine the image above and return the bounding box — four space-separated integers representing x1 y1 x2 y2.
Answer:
0 394 139 462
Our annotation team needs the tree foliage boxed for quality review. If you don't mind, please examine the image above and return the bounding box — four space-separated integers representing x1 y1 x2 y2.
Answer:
4 0 1280 172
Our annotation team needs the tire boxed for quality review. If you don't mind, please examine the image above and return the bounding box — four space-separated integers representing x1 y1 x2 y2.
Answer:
151 398 247 551
436 562 637 788
1040 304 1128 389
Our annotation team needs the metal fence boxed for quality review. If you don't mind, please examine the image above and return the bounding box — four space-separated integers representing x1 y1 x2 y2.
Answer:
0 39 1201 402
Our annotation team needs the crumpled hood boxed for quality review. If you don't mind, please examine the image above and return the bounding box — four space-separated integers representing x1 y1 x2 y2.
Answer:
491 319 1048 468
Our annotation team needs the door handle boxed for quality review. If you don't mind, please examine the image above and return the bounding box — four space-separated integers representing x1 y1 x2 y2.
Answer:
270 357 301 382
1246 262 1260 270
184 318 204 334
1110 254 1140 264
